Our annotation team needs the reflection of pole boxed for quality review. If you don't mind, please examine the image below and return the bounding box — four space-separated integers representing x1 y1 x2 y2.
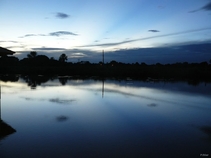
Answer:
102 79 104 98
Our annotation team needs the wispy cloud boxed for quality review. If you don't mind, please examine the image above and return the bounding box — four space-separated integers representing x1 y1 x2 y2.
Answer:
19 34 46 38
0 40 19 43
189 1 211 13
20 31 78 38
70 52 87 58
148 30 160 33
32 47 66 51
55 12 70 19
202 1 211 11
79 27 211 48
49 31 78 36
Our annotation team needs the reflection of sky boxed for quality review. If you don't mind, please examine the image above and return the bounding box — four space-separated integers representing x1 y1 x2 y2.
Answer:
1 79 211 157
2 79 211 127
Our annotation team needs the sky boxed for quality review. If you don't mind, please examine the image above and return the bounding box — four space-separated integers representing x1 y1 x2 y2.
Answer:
0 0 211 63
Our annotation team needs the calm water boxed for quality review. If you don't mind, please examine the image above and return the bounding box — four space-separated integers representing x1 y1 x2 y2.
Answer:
0 77 211 158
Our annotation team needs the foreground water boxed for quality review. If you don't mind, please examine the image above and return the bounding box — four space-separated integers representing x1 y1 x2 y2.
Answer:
0 77 211 158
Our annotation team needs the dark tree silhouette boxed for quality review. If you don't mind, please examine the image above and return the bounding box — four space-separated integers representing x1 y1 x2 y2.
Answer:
59 54 68 62
27 51 37 58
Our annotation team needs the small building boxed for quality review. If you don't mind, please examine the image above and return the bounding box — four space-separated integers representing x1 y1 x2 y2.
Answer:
0 47 16 57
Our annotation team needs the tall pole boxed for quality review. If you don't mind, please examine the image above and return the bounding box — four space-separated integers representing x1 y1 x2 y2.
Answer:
102 50 104 64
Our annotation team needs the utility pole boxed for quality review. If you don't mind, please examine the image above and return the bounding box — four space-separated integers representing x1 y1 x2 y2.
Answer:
102 50 104 65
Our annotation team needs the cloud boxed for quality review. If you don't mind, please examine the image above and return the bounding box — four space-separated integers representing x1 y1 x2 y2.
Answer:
32 47 66 51
49 31 78 36
202 1 211 11
148 30 160 33
55 12 70 19
20 31 78 38
189 1 211 13
6 45 26 49
0 40 18 43
70 52 87 58
19 34 46 38
79 27 211 48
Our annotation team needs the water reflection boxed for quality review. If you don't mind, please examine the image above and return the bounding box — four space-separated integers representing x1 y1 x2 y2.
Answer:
147 103 158 107
49 98 76 104
0 84 16 142
200 126 211 143
56 115 69 122
0 120 16 141
0 76 211 158
58 76 68 85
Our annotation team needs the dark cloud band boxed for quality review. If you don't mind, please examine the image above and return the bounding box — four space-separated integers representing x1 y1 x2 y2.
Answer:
20 31 78 38
202 2 211 11
189 1 211 13
80 27 211 48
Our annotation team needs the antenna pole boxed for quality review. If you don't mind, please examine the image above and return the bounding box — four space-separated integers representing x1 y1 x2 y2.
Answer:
102 50 104 64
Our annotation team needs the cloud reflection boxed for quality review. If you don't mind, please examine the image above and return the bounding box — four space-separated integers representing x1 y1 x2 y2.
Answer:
20 97 76 105
147 103 158 107
56 116 69 122
49 98 76 104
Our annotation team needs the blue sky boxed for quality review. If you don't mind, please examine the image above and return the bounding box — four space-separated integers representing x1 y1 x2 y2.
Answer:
0 0 211 63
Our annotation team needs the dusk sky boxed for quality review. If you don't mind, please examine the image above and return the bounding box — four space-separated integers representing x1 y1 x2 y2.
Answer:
0 0 211 63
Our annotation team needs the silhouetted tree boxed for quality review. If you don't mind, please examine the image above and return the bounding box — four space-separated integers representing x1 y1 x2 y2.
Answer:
59 54 68 62
27 51 37 58
34 55 50 66
0 56 19 66
110 60 118 66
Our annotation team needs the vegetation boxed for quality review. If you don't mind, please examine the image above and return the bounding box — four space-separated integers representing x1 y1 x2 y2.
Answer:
0 51 211 82
27 51 37 58
59 53 68 62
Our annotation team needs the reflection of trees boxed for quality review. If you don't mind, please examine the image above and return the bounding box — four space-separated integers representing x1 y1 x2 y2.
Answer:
0 120 16 141
21 75 50 89
187 80 200 86
0 74 19 82
0 84 16 141
59 77 68 85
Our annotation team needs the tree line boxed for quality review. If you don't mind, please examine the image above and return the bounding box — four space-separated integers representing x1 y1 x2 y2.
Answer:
0 51 211 81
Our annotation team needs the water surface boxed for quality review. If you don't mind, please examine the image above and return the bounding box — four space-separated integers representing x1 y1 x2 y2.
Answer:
0 78 211 158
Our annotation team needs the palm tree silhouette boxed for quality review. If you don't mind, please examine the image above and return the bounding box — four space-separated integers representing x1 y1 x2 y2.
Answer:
27 51 37 58
59 53 68 62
